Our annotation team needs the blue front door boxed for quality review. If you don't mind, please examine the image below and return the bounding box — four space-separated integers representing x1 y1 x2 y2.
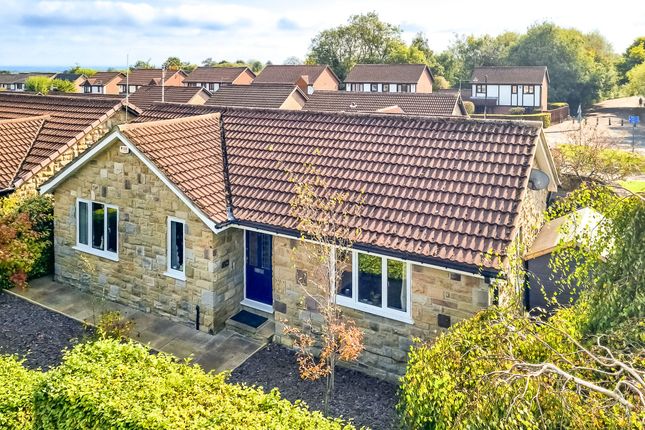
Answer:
245 231 273 305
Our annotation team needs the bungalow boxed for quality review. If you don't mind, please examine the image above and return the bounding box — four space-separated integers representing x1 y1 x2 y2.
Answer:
118 69 187 95
0 92 137 195
40 106 558 379
253 65 340 94
53 73 87 92
344 64 434 93
184 66 255 92
303 91 467 116
127 85 211 110
204 83 307 110
82 72 125 95
0 73 57 91
469 66 549 114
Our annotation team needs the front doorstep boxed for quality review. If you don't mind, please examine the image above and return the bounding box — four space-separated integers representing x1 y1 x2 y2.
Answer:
240 298 273 314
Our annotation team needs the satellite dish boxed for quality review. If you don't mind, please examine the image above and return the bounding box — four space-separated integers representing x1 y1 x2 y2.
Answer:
529 169 550 190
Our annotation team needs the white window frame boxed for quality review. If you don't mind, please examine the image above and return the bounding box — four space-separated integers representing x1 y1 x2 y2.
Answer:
165 216 186 281
74 198 119 261
333 247 413 324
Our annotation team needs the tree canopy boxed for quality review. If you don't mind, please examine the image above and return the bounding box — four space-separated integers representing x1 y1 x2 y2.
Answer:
131 59 155 69
24 76 77 94
617 37 645 85
161 56 197 72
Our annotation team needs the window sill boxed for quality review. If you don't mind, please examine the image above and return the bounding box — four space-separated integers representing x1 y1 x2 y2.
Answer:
336 296 413 325
73 245 119 262
164 271 187 281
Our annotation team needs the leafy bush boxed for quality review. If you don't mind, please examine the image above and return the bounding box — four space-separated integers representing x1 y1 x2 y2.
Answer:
508 107 526 114
33 339 353 429
0 195 53 288
0 355 42 428
96 311 135 341
462 101 475 115
548 102 569 108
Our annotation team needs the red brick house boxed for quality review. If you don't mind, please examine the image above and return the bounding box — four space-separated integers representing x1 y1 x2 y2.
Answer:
253 65 340 94
184 67 255 92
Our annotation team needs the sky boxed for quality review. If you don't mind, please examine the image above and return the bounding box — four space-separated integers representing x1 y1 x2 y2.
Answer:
0 0 642 71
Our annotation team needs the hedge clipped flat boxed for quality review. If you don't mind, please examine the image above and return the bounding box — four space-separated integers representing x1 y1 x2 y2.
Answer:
33 340 354 429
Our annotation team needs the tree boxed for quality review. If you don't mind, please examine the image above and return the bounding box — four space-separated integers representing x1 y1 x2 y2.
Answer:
66 64 96 77
624 62 645 96
24 76 52 93
51 79 77 93
411 32 443 75
617 37 645 84
132 59 155 69
283 162 364 415
162 56 197 72
432 75 450 89
283 56 302 65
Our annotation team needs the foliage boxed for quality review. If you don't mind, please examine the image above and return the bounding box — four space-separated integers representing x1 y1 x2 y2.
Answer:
508 107 527 114
32 339 352 429
51 79 77 93
0 355 42 429
553 125 645 182
462 101 475 115
623 62 645 96
284 56 303 65
283 160 364 415
96 311 134 341
619 180 645 194
132 58 155 69
162 56 197 72
617 37 645 85
65 65 96 77
470 112 551 128
432 75 450 89
25 76 52 93
0 195 52 288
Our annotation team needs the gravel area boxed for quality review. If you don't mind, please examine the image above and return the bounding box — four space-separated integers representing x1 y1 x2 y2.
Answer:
0 290 92 369
230 343 399 430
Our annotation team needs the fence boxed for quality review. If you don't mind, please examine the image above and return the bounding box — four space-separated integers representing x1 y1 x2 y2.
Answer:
546 105 569 124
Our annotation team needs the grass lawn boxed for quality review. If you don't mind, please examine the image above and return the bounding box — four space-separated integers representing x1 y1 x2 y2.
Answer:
619 180 645 193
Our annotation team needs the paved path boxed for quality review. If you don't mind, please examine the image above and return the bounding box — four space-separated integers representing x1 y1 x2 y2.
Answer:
7 277 264 372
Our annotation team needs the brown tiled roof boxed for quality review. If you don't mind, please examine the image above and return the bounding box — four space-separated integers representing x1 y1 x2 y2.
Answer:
345 64 432 84
204 84 305 109
471 66 548 85
134 104 542 271
125 69 185 86
303 91 464 116
0 116 47 190
84 72 124 86
184 67 254 84
127 85 210 110
253 65 337 85
0 92 131 186
118 114 229 221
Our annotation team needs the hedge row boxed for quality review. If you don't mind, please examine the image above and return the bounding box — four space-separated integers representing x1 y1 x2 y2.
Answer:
471 112 551 128
2 340 354 429
0 356 43 429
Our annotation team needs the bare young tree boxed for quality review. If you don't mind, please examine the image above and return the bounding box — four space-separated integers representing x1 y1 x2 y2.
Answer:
283 162 364 415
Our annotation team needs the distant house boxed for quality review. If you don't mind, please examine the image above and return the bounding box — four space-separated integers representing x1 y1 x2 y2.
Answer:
303 91 467 116
204 83 307 110
184 67 255 92
0 73 57 91
0 92 137 195
127 85 211 110
118 69 187 94
253 65 340 94
82 72 125 95
345 64 434 93
469 66 549 113
53 73 87 92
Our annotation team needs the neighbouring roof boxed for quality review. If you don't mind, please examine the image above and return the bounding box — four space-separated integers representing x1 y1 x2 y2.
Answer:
471 66 549 85
345 64 433 84
0 92 134 188
303 91 465 116
54 73 85 82
84 72 124 86
0 116 48 190
0 73 56 85
118 114 229 221
124 69 185 86
184 67 254 84
127 85 210 110
114 103 547 271
204 84 305 109
253 65 338 85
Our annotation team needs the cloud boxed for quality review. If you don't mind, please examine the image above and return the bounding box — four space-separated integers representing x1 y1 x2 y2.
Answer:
277 18 299 31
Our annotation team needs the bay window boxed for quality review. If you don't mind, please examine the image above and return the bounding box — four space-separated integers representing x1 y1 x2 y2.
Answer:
76 198 118 260
334 248 411 322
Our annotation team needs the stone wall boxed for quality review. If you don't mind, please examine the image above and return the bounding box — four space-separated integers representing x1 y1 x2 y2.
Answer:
15 109 128 198
272 236 489 381
52 139 244 333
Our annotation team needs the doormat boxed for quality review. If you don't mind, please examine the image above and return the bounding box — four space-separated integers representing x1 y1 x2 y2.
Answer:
231 309 267 329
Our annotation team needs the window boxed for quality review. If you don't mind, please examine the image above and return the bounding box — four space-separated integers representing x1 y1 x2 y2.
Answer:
476 84 486 94
397 83 411 93
511 85 518 94
370 83 378 92
334 249 411 322
524 85 534 94
84 85 91 93
166 217 185 279
382 84 389 92
76 199 118 260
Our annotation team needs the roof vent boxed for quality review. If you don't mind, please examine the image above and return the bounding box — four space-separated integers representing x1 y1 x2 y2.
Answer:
119 145 130 154
528 168 549 190
349 102 357 109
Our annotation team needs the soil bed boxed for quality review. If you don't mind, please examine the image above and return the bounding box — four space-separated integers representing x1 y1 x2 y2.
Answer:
230 343 399 430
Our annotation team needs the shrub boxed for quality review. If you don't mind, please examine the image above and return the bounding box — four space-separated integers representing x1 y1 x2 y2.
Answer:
462 101 475 115
508 107 526 114
548 102 569 108
96 311 135 340
0 355 42 428
471 112 551 128
33 339 354 429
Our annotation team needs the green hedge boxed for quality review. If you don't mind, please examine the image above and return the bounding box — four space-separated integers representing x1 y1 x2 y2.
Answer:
0 356 42 428
471 112 551 128
32 340 353 429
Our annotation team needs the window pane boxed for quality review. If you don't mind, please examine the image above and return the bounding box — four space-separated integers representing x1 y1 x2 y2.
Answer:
336 249 352 298
78 201 88 245
106 207 117 253
259 234 271 269
91 202 104 250
170 221 184 271
387 259 407 312
247 231 258 266
358 253 382 307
